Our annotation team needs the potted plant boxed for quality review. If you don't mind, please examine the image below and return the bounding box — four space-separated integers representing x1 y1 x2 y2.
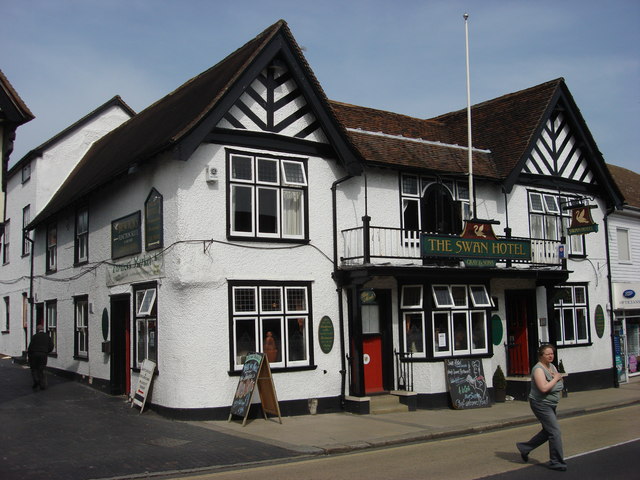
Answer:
558 359 568 397
493 365 507 402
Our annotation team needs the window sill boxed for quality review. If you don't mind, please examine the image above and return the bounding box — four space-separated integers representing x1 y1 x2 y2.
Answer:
48 353 58 358
227 235 310 245
227 364 317 376
1 330 9 334
73 355 89 361
45 269 57 275
557 342 592 349
74 261 88 267
568 254 587 259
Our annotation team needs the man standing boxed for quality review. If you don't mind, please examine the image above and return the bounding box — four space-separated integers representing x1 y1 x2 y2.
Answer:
28 325 54 390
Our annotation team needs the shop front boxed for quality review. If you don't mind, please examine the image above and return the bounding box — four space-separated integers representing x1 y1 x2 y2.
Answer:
612 282 640 382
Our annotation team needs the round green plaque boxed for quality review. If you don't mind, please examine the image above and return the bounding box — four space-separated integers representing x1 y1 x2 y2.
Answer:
318 316 334 354
102 308 109 341
595 304 605 338
491 314 503 346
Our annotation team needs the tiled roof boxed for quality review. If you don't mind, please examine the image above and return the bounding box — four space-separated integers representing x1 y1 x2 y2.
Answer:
607 164 640 208
30 20 287 226
432 78 562 178
0 69 34 124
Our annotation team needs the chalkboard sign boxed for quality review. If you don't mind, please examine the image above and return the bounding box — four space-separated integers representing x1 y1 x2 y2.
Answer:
229 352 282 426
444 359 490 409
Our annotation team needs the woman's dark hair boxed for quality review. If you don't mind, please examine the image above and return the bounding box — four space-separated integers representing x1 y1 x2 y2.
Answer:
537 343 556 358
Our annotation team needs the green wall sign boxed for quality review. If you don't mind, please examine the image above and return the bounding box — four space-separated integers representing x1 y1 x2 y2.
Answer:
111 211 142 260
595 304 605 338
421 234 531 261
491 314 503 346
318 316 334 354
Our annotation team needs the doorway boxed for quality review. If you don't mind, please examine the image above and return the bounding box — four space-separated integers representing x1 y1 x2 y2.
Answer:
360 290 393 394
110 295 131 395
505 290 538 375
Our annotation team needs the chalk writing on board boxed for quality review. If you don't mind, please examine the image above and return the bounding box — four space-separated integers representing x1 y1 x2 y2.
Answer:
444 358 490 409
230 353 262 417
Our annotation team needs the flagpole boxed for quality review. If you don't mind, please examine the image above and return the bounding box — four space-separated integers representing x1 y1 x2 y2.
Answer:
464 13 475 219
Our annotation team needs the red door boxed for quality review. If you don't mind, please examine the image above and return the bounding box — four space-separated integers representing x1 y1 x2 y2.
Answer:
363 335 384 393
506 293 531 375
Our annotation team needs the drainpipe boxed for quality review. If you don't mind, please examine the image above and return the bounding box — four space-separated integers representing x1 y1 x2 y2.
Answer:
24 230 35 355
332 174 355 408
603 207 619 388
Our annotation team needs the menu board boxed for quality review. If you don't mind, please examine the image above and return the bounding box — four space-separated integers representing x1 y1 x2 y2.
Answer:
444 359 490 409
229 352 281 426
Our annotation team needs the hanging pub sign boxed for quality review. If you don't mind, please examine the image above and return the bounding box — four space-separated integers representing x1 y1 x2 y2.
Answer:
145 188 163 251
111 211 142 259
567 205 598 235
421 219 531 263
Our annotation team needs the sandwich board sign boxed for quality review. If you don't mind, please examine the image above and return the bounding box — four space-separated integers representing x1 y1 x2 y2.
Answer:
228 352 282 426
132 359 156 413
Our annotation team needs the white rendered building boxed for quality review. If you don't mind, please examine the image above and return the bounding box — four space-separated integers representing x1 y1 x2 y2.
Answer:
1 21 624 417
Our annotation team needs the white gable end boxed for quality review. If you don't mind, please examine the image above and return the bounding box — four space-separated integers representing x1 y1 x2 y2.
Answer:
523 111 595 184
216 62 328 144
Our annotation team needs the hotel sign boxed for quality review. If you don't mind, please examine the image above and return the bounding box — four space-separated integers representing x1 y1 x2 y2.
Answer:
421 220 531 262
567 205 598 235
112 211 141 259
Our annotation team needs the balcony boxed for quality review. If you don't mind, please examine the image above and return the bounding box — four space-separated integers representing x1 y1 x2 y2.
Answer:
341 224 563 267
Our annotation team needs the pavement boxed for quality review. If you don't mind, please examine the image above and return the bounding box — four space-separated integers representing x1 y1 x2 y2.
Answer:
2 354 639 480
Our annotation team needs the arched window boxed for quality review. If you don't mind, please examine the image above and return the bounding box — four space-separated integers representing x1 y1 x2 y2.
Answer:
422 183 462 235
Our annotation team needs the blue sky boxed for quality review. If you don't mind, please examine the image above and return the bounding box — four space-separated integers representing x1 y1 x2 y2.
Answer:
2 0 638 172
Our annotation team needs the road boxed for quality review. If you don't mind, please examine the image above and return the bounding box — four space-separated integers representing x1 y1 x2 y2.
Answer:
169 404 640 480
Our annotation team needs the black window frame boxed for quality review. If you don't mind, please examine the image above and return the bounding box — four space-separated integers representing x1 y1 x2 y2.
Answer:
133 282 158 370
552 283 591 347
228 280 314 373
226 150 309 242
46 222 57 273
74 206 89 265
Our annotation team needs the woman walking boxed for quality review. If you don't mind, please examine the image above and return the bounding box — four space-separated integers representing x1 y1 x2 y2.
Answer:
516 344 567 471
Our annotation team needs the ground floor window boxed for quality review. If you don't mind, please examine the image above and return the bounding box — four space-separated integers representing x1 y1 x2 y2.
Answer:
401 283 490 359
230 281 312 371
74 296 88 359
134 283 158 367
553 284 589 345
46 300 57 353
3 296 9 332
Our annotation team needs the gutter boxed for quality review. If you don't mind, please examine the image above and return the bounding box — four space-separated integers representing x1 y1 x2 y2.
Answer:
331 174 355 408
603 207 619 388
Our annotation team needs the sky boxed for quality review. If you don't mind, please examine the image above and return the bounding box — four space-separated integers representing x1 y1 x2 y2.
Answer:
2 0 639 172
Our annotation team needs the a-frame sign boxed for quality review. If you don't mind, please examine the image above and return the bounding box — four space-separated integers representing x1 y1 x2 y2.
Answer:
228 352 282 426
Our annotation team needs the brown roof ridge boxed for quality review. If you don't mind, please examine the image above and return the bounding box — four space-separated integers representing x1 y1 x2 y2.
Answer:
431 78 564 121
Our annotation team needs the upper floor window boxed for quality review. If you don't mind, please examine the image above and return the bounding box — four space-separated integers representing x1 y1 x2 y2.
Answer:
553 284 589 346
230 281 312 371
46 223 57 272
401 175 468 235
2 220 9 264
21 162 31 184
74 296 89 359
228 152 307 240
22 205 30 256
528 191 585 255
75 207 89 264
617 228 631 263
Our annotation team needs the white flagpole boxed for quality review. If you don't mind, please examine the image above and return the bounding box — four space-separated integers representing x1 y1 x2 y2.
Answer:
464 13 475 219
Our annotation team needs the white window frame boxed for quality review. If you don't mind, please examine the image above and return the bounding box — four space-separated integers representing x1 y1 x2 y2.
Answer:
617 228 631 263
432 311 452 357
470 285 492 307
137 289 157 316
75 207 89 263
47 223 57 272
46 300 57 353
404 311 426 356
432 285 454 308
22 205 30 256
401 285 423 309
229 153 307 240
554 285 590 346
231 283 311 371
74 297 88 358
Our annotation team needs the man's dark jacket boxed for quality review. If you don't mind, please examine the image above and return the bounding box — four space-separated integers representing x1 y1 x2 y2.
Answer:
28 332 54 355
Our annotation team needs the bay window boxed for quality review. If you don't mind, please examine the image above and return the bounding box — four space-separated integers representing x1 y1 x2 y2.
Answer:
228 152 307 240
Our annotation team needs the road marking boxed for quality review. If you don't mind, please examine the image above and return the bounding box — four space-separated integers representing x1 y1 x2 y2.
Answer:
566 437 640 460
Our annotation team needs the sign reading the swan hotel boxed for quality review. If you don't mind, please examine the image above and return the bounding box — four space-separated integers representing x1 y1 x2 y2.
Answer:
421 220 531 265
